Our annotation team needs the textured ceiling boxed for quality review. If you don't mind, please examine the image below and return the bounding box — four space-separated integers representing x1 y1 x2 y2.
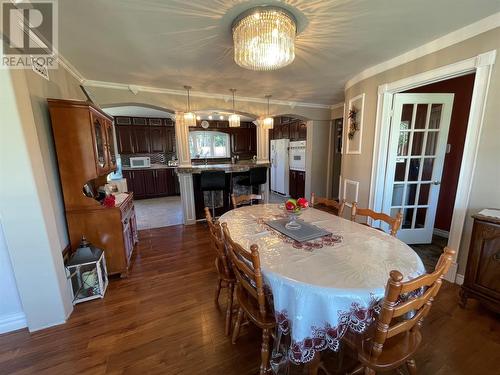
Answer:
59 0 499 105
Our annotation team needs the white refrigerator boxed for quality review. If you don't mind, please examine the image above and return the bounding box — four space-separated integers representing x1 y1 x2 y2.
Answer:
270 139 289 195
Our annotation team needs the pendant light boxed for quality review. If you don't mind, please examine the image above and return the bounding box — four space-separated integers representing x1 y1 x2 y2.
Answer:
228 88 241 127
263 95 274 129
183 85 196 127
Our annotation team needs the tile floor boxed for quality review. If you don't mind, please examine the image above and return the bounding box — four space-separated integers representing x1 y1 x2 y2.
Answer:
133 196 183 230
410 235 448 272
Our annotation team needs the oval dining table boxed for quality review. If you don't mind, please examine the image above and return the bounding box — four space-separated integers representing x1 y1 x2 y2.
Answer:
219 203 426 368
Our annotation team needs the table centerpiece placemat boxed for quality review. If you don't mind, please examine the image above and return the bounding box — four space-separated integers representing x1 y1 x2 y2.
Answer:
265 219 331 242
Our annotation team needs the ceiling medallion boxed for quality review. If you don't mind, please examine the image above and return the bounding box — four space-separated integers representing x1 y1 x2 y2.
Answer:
232 6 297 71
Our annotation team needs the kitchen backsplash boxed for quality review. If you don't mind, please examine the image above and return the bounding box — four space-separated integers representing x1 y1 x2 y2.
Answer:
121 152 177 166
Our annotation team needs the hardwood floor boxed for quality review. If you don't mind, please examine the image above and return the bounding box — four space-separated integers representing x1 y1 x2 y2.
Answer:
0 224 499 374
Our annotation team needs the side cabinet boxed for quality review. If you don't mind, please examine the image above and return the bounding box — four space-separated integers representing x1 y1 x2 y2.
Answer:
123 169 180 199
289 170 306 199
460 213 500 313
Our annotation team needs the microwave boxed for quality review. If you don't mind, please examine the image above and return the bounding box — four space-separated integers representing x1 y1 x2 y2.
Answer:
129 156 151 168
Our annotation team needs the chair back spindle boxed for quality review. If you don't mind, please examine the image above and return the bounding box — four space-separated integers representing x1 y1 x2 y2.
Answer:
205 207 231 278
310 193 345 217
222 222 268 319
369 247 455 361
351 202 402 236
231 193 262 209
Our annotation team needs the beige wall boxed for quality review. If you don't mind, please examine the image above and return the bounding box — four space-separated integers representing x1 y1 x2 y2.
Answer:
0 69 75 330
26 67 86 250
342 27 500 274
305 119 332 199
331 105 344 120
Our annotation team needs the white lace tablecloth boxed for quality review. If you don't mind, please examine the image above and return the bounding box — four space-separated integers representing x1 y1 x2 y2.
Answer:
219 204 425 364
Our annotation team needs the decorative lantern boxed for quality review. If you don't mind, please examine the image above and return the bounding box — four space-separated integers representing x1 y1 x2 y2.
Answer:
66 236 108 305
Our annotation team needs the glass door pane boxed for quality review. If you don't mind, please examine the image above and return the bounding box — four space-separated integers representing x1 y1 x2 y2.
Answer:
94 119 106 168
384 93 454 243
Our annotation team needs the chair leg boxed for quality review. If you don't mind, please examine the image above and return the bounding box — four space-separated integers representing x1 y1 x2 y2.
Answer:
406 359 417 375
232 307 244 344
348 364 365 375
214 279 222 305
260 328 271 375
225 282 234 336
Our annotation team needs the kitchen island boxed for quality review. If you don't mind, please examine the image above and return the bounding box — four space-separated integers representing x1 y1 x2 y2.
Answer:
176 161 270 221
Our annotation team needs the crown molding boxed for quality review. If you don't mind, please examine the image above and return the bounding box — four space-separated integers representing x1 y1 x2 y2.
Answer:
82 79 331 109
331 102 345 110
56 54 85 83
345 12 500 90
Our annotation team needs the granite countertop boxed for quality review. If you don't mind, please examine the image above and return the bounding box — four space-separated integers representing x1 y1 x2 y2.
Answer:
122 164 178 171
177 161 270 174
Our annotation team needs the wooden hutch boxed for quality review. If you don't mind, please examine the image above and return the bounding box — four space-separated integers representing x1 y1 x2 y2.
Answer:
48 99 138 277
459 211 500 313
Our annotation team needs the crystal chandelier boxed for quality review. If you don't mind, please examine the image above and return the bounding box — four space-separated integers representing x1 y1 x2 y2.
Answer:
183 85 196 127
228 88 241 127
232 6 297 71
263 95 273 129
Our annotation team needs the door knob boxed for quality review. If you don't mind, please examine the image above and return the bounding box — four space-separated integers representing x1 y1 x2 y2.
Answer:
433 180 441 185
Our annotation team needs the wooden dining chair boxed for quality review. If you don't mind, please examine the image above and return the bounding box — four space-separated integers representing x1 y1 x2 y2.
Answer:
205 207 236 336
231 193 262 209
351 202 403 237
311 193 345 217
343 247 455 375
222 222 276 375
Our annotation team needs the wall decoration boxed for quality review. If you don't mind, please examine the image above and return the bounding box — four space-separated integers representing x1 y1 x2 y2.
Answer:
346 93 365 154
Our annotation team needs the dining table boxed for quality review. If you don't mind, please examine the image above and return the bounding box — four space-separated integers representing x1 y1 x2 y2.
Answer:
219 203 426 370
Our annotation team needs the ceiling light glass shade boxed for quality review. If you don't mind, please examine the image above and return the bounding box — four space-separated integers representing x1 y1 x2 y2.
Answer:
228 113 241 127
232 6 296 71
263 117 274 129
184 112 196 127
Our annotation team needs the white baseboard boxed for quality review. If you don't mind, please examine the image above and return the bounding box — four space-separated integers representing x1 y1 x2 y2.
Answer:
455 273 465 285
433 228 450 238
0 312 27 335
444 262 458 283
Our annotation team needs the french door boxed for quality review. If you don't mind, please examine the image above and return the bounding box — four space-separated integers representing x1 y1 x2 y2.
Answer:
383 93 454 244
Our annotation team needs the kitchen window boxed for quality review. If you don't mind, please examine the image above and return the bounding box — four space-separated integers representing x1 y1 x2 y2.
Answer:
189 131 231 159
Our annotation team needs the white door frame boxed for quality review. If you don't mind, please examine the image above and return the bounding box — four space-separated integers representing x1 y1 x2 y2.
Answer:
369 50 496 283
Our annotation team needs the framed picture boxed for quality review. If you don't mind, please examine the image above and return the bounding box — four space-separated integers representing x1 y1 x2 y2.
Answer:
345 93 365 154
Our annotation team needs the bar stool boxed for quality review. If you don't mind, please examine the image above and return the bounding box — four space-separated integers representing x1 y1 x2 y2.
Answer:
200 170 227 218
237 167 268 196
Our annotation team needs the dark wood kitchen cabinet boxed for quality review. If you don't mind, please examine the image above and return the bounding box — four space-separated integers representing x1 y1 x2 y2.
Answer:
116 125 135 154
298 122 307 140
115 116 176 155
289 170 305 199
150 126 167 153
232 128 250 154
133 126 151 153
289 121 299 141
460 212 500 313
270 118 307 141
165 128 176 153
123 168 179 199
